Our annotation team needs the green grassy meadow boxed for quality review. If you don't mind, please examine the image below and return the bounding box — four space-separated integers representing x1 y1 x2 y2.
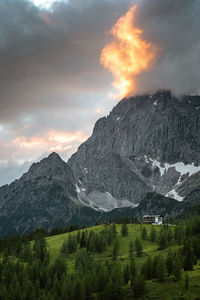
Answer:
45 224 200 299
47 224 176 264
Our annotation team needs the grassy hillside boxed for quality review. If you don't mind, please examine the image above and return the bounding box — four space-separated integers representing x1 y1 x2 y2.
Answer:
46 223 200 300
47 224 174 266
0 222 200 299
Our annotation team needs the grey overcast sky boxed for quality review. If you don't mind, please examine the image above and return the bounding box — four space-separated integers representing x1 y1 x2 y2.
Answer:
0 0 199 186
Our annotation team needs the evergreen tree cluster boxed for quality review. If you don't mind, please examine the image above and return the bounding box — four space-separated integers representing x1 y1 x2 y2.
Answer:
61 224 117 256
141 250 182 282
0 225 84 260
140 224 181 250
121 222 129 237
140 216 200 284
0 216 200 300
0 226 145 300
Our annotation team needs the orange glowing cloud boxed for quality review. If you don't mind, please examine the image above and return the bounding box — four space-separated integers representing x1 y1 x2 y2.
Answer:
13 136 45 149
48 130 87 144
101 5 159 99
13 130 88 154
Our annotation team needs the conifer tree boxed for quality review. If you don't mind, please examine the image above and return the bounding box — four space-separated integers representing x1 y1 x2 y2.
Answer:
76 231 81 243
129 240 134 259
173 257 182 281
156 256 167 282
135 238 143 257
95 233 106 253
166 227 173 245
51 255 67 281
75 248 93 272
123 264 130 284
60 239 68 256
3 248 9 263
150 226 156 242
132 273 145 298
130 257 137 281
104 263 123 300
106 228 114 245
0 285 8 300
166 249 174 276
87 231 95 252
33 233 49 263
121 223 128 237
184 273 189 290
174 225 185 245
112 224 117 238
142 256 152 280
112 239 119 260
182 240 195 270
80 231 87 248
73 278 86 300
23 241 32 262
96 265 109 294
67 234 78 253
159 232 167 250
141 226 148 240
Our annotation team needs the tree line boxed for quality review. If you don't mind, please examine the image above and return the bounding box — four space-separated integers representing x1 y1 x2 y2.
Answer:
0 216 199 299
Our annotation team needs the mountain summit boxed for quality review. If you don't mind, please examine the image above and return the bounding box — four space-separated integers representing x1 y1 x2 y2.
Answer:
69 91 200 206
0 153 92 236
0 91 200 235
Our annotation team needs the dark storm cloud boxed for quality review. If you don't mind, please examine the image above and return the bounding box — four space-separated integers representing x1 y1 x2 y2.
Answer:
0 0 132 185
0 0 130 120
1 0 200 186
1 0 199 118
133 0 200 95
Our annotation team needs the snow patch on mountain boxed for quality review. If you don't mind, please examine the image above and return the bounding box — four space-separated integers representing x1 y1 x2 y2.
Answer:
153 100 158 106
86 191 136 212
76 186 136 212
76 184 81 193
144 155 200 178
165 189 184 202
143 155 200 202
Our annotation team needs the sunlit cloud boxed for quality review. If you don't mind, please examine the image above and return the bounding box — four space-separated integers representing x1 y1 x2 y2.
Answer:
48 130 87 144
93 108 101 115
50 144 72 152
12 130 88 155
13 136 45 149
101 5 159 98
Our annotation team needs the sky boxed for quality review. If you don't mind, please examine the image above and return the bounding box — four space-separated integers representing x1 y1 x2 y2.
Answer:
0 0 200 186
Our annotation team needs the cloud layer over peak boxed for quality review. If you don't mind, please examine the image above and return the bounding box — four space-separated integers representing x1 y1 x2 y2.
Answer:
0 0 200 185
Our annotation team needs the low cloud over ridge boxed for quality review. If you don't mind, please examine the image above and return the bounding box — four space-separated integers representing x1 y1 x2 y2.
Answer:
0 0 200 185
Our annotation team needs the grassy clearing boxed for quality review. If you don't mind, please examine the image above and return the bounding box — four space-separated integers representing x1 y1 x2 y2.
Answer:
46 224 176 268
46 223 200 299
145 262 200 300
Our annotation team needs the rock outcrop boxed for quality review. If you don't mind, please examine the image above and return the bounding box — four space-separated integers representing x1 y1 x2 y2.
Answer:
69 91 200 205
0 152 97 236
1 91 200 236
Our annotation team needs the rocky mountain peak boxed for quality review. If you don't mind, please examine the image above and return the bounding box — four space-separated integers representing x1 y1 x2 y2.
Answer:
0 91 200 236
47 151 63 161
26 152 72 182
69 91 200 205
0 152 80 236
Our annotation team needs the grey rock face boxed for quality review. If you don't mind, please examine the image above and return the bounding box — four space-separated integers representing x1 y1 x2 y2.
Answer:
178 171 200 204
1 91 200 236
69 91 200 204
0 153 85 236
